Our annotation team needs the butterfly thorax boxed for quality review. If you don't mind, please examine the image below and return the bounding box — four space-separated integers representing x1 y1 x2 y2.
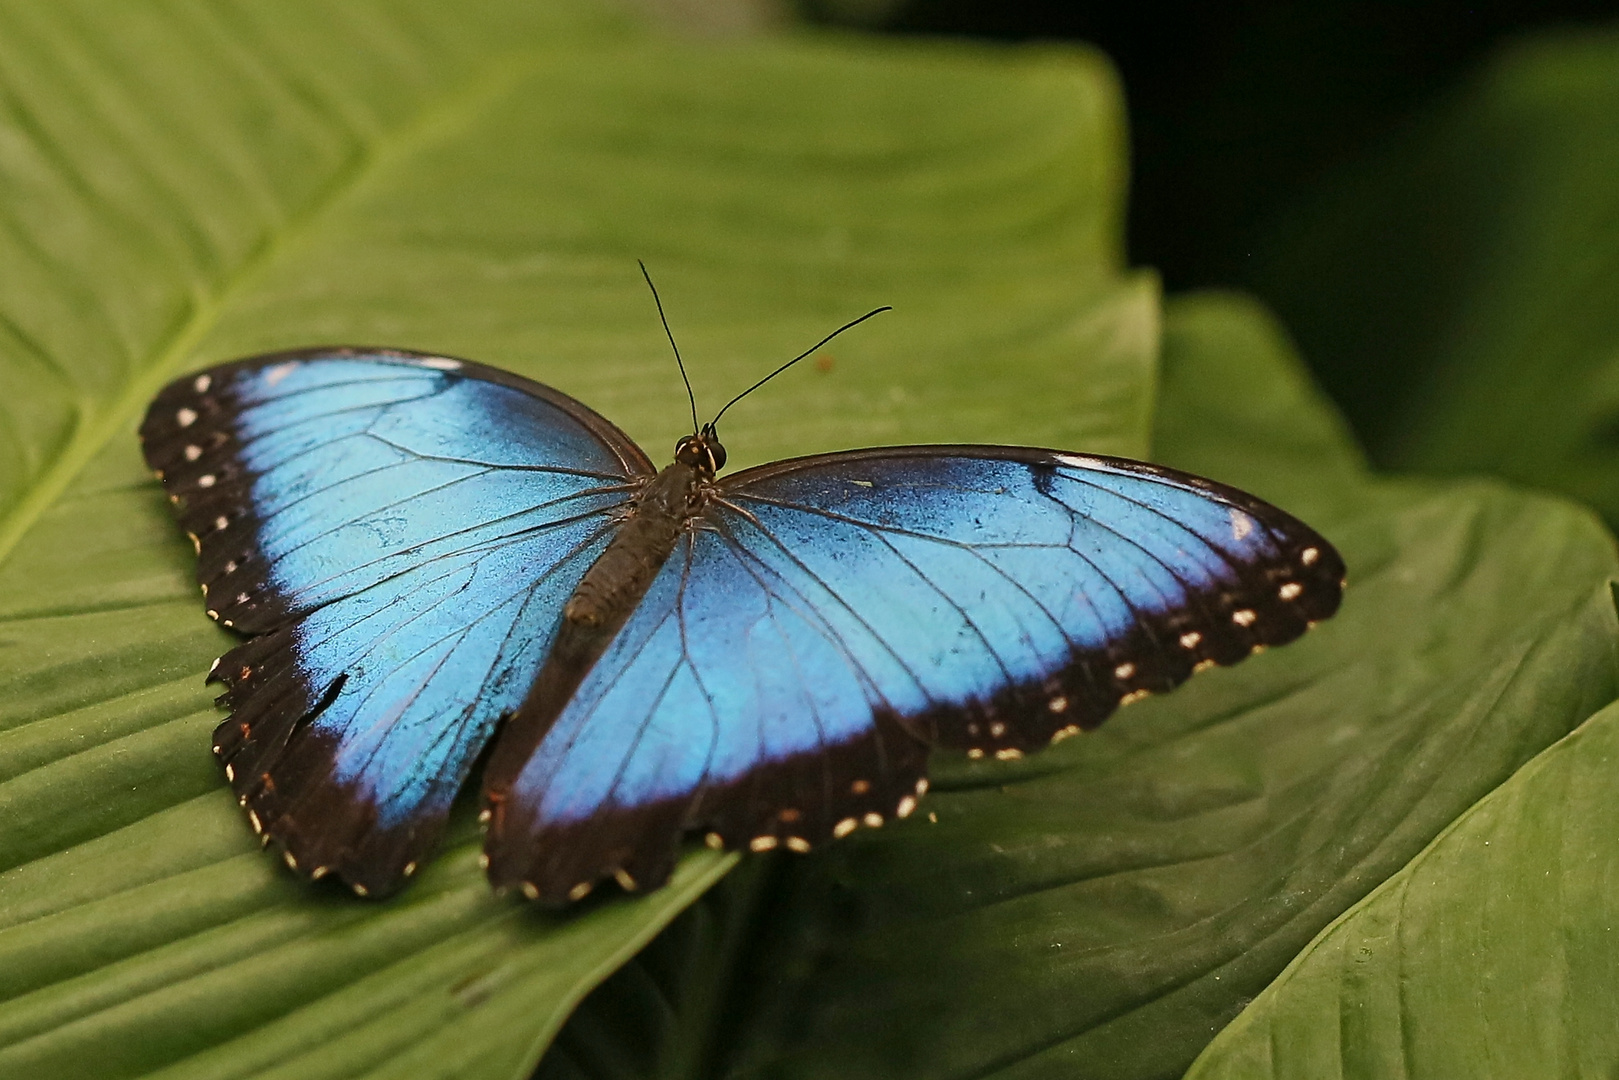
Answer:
561 446 717 630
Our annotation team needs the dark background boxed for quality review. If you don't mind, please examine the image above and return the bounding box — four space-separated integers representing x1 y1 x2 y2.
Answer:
809 0 1617 288
803 0 1619 454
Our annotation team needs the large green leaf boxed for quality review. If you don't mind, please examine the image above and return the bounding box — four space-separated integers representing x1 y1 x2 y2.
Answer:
537 292 1619 1080
1248 29 1619 526
1184 692 1619 1079
0 4 1144 1077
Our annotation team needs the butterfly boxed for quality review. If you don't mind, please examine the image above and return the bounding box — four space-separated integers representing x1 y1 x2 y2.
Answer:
139 296 1343 905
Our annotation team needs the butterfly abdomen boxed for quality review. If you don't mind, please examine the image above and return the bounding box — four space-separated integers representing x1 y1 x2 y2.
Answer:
480 459 711 896
562 462 704 628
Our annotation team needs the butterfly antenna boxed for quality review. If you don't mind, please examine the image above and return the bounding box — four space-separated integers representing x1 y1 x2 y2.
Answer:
708 305 892 430
641 260 700 435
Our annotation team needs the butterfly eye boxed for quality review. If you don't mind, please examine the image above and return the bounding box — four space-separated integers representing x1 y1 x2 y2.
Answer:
674 435 724 475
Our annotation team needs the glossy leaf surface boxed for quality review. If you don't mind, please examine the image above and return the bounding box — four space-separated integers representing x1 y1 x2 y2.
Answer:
1185 695 1619 1080
0 3 1143 1076
540 293 1619 1080
1251 30 1619 526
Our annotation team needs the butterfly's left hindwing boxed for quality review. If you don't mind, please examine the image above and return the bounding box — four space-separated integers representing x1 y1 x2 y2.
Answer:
484 447 1343 903
141 350 651 896
482 526 933 902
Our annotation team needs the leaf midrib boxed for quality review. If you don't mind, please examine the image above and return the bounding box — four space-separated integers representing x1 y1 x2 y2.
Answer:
0 52 541 570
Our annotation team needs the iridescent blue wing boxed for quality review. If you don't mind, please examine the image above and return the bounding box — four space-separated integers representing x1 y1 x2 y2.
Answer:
140 348 652 896
484 446 1343 903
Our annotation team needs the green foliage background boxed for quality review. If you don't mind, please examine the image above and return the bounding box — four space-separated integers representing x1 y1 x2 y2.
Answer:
0 3 1615 1078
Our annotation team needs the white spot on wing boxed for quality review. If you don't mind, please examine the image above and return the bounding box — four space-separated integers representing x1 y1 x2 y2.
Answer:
193 374 212 393
1232 609 1257 627
1230 510 1254 541
1052 451 1104 470
1113 662 1135 680
176 407 197 428
197 474 216 488
184 445 201 461
417 356 462 371
1279 582 1303 600
1301 546 1320 566
264 362 298 387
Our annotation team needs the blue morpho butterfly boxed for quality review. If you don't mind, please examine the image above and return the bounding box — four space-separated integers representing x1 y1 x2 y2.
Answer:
140 272 1344 905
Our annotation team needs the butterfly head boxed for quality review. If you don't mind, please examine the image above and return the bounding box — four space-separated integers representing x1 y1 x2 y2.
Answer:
675 425 727 478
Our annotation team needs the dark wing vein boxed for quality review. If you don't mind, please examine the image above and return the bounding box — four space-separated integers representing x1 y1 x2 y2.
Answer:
715 531 864 755
672 544 725 812
362 431 633 480
257 492 626 602
709 508 934 709
1045 469 1289 574
865 528 1018 686
229 387 451 448
285 517 618 676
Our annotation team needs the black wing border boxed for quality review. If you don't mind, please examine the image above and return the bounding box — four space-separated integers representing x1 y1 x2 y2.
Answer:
149 344 659 477
722 442 1293 524
138 345 657 897
717 441 1346 754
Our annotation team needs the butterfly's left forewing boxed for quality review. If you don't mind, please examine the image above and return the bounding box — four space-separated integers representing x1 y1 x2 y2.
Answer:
484 446 1343 903
141 350 652 896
